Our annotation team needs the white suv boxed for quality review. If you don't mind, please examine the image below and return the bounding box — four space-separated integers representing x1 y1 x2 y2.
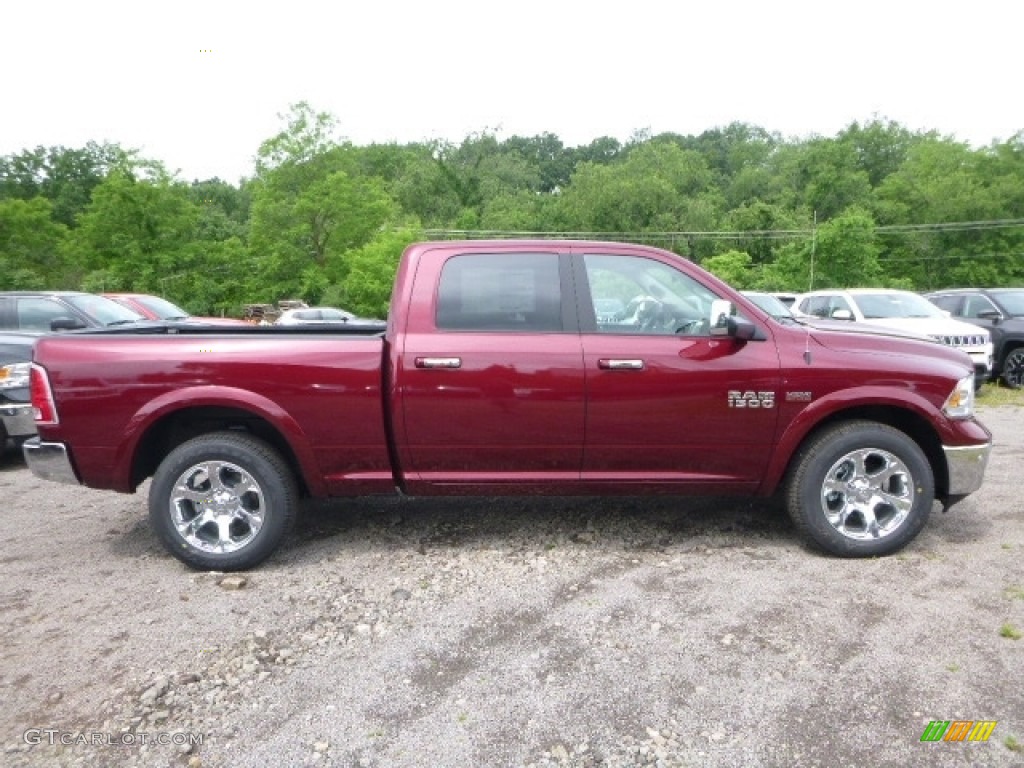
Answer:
795 289 993 388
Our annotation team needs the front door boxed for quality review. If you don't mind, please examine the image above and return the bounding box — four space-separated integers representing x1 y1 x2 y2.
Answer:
575 250 782 492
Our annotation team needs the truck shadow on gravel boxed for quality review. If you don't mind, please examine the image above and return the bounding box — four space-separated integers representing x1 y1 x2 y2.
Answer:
277 495 800 563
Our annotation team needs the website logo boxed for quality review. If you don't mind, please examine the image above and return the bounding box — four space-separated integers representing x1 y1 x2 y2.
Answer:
920 720 997 742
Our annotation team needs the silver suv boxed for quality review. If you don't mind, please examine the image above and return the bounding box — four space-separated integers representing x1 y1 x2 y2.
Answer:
794 289 993 388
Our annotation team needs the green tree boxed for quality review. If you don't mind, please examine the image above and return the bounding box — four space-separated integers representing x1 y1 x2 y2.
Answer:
703 250 754 288
65 169 199 291
0 142 136 227
249 104 398 301
0 197 68 288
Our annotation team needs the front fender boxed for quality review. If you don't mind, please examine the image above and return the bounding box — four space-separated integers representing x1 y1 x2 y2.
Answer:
759 386 946 495
112 385 325 495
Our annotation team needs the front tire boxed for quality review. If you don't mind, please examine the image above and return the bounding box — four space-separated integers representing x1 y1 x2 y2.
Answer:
786 421 933 557
148 432 298 571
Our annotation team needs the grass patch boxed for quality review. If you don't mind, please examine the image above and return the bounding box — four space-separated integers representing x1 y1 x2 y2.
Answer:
976 382 1024 408
1006 735 1022 752
999 623 1022 640
1006 585 1024 600
945 663 960 673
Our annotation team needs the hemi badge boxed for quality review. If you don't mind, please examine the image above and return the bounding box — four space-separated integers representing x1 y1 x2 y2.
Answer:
786 391 813 402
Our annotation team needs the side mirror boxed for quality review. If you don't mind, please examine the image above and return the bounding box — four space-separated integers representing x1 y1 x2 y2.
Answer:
830 309 854 321
976 309 1002 324
709 299 757 340
50 317 87 332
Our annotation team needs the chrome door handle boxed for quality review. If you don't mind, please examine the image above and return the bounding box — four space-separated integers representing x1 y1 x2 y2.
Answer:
415 357 462 369
598 359 645 370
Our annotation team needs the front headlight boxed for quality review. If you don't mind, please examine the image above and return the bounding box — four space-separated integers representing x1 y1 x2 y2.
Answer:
0 362 31 390
942 374 975 420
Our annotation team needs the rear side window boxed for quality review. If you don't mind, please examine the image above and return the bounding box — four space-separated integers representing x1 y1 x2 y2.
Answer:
436 253 562 331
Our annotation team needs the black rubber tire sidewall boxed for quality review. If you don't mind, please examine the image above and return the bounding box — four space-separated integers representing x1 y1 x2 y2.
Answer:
1003 348 1024 390
786 421 934 558
148 432 297 571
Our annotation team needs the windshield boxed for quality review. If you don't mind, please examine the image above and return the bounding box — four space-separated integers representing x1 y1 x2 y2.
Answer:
742 292 793 320
134 295 190 320
991 290 1024 317
853 292 944 319
66 294 145 326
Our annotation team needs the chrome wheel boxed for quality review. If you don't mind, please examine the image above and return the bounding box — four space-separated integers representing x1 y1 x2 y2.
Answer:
820 447 913 541
170 460 265 554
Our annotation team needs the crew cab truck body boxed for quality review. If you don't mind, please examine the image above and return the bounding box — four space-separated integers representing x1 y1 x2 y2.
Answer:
24 240 992 570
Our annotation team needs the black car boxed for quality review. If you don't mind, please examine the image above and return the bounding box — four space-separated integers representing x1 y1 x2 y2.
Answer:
0 291 145 332
0 331 38 455
926 288 1024 388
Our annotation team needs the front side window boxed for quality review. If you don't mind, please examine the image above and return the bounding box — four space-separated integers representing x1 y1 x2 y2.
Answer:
16 298 75 331
963 295 997 318
436 252 562 332
583 254 718 335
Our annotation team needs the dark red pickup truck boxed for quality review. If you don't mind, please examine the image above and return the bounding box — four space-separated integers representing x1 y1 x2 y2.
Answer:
24 240 992 570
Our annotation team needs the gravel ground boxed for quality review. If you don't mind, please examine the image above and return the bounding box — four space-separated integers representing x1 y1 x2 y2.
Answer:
1 406 1022 768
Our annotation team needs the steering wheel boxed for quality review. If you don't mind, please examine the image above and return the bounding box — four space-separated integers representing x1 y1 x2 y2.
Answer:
625 295 665 331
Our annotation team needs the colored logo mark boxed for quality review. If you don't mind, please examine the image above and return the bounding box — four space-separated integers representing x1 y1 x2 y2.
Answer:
920 720 997 742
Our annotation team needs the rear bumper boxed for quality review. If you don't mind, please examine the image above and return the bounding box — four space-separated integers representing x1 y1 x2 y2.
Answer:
943 441 991 496
0 403 35 439
22 438 80 485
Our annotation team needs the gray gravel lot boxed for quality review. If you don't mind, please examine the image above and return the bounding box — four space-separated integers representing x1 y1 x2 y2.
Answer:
1 406 1022 768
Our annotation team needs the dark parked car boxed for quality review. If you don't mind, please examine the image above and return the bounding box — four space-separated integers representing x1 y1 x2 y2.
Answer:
0 291 145 332
925 288 1024 388
0 331 38 454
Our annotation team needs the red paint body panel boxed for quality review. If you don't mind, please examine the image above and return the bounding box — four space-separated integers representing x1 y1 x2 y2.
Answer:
31 240 991 503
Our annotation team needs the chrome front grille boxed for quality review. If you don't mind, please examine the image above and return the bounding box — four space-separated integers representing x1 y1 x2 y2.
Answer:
930 334 987 347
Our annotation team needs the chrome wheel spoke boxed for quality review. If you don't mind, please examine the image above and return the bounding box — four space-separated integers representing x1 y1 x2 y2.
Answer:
820 446 914 541
169 459 265 554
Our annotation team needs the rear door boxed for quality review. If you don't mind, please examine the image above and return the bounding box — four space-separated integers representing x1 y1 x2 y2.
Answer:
573 247 782 491
397 247 586 490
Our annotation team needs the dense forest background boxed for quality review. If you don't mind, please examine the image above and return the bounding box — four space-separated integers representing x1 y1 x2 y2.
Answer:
1 103 1022 319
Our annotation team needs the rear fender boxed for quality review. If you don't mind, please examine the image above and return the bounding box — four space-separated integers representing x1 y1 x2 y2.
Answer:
112 385 324 495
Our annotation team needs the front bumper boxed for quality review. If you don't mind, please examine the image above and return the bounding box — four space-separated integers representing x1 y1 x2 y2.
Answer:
22 438 80 485
943 441 991 496
0 403 35 439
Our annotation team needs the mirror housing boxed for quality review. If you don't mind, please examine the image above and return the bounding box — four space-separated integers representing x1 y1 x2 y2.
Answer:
976 309 1002 324
50 317 87 332
709 300 757 340
830 309 854 321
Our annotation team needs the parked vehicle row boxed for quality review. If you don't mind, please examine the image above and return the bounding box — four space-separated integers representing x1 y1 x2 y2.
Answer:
104 293 249 325
0 291 146 332
791 289 994 389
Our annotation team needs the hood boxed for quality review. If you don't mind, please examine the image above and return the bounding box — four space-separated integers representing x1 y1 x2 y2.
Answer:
803 321 972 371
796 316 934 343
856 316 988 342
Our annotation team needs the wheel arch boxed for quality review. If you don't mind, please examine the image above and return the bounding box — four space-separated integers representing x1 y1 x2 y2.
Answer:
115 386 324 496
767 404 948 500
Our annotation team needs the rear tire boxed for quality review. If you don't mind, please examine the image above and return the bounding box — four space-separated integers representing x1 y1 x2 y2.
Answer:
148 432 298 571
786 421 933 557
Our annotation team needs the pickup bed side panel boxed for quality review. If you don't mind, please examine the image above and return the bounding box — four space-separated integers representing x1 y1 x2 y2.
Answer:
34 334 392 495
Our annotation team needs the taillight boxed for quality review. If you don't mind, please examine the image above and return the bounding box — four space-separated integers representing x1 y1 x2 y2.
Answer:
30 364 59 425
